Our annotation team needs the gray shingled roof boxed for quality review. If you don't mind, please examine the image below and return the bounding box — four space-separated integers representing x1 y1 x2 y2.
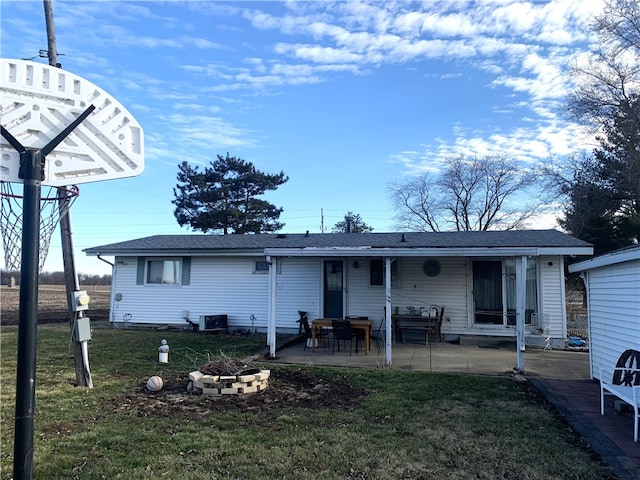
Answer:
84 229 592 255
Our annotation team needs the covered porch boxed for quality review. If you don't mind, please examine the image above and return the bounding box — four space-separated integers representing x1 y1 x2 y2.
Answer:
264 250 558 371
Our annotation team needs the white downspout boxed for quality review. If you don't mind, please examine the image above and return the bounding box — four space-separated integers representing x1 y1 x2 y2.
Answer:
267 256 277 358
580 271 594 379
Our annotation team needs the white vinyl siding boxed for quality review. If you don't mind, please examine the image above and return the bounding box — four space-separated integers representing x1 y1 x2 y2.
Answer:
274 258 321 329
108 253 571 341
346 257 468 336
538 256 566 342
112 256 269 329
585 258 640 380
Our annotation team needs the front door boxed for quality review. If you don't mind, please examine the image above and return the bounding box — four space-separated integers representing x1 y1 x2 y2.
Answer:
323 260 343 318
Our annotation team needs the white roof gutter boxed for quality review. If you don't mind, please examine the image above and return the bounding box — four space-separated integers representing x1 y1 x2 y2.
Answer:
569 246 640 272
264 246 593 257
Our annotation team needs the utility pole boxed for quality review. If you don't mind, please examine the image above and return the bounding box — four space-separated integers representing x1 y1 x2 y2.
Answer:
43 0 93 388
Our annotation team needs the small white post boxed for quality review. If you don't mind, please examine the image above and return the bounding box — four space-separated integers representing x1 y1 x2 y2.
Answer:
158 339 169 363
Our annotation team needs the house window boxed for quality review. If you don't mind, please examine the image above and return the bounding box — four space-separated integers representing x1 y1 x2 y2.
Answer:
369 258 398 286
254 260 270 273
147 258 181 284
473 259 537 325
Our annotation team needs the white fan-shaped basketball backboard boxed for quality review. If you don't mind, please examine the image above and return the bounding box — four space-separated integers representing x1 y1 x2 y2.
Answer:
0 58 144 186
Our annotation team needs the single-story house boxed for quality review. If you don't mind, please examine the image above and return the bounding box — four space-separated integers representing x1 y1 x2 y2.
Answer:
84 229 593 366
568 246 640 381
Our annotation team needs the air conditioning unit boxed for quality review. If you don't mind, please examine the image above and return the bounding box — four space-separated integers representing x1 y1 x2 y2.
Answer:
199 314 228 332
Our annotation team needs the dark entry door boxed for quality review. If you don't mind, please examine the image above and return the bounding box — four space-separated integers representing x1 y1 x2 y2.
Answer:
473 260 504 324
323 260 343 318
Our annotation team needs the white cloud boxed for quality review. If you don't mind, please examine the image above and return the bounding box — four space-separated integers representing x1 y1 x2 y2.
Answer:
160 113 260 150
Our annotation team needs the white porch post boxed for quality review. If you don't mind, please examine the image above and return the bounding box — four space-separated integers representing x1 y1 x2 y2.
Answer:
515 255 527 373
385 256 392 366
267 256 277 358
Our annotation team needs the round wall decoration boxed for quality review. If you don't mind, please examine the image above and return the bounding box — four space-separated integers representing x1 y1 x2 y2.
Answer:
423 260 441 277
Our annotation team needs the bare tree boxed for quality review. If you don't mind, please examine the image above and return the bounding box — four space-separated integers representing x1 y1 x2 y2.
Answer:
389 174 441 231
565 0 640 128
389 155 539 232
547 0 640 253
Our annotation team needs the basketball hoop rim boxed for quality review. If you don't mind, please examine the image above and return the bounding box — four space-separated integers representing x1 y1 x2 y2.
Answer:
0 183 79 201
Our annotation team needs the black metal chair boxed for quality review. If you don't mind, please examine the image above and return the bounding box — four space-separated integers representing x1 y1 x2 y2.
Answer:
369 317 385 355
428 305 445 343
332 319 357 355
345 315 368 353
300 315 326 352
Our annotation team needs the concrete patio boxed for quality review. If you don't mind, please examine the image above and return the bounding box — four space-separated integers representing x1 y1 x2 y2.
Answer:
269 337 591 380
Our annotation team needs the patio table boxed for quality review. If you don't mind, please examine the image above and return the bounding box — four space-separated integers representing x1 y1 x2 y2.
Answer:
311 318 373 354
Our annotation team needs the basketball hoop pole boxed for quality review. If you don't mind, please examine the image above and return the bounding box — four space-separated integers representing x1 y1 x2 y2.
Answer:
12 148 42 480
2 104 95 480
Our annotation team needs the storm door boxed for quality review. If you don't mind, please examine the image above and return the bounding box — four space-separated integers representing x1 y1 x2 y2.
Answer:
323 260 343 318
472 260 504 324
473 259 538 326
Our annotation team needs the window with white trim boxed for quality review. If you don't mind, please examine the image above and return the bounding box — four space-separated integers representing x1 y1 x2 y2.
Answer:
369 258 399 286
147 258 181 284
254 260 270 273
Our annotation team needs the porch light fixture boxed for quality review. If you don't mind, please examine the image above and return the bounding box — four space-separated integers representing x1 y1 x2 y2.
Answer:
353 260 359 269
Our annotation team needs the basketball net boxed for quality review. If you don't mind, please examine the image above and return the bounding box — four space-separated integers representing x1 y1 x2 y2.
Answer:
0 181 79 273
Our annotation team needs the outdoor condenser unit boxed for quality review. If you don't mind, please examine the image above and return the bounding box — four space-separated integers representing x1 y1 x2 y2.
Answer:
198 314 228 332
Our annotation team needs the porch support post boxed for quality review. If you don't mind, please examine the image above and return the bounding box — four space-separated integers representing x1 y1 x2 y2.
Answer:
267 256 277 358
515 255 527 373
384 256 392 366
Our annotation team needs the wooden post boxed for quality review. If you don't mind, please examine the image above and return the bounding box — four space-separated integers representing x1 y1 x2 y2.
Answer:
44 0 93 388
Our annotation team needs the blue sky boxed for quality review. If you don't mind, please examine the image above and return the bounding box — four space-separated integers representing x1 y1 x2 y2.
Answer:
1 0 602 275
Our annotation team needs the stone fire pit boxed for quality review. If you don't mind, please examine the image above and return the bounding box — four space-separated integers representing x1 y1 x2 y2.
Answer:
189 369 270 396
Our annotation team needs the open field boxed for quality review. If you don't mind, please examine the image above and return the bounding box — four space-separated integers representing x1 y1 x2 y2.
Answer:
0 284 110 325
0 324 615 480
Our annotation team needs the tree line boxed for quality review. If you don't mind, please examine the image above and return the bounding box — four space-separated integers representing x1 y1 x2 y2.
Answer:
1 270 111 287
171 0 638 258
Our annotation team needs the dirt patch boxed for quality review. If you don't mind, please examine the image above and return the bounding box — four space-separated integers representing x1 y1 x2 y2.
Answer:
0 285 111 325
114 368 369 420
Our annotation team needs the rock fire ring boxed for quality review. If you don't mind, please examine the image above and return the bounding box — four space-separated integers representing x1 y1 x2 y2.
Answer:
188 368 270 396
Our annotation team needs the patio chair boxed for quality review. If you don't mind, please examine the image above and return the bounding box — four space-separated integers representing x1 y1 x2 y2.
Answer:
369 316 384 354
428 305 445 343
345 315 368 353
332 319 357 355
300 316 327 352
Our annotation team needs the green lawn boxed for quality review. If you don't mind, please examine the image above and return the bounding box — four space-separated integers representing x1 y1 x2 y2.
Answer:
1 324 614 480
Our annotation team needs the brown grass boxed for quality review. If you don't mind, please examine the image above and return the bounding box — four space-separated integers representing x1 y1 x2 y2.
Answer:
0 284 110 325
